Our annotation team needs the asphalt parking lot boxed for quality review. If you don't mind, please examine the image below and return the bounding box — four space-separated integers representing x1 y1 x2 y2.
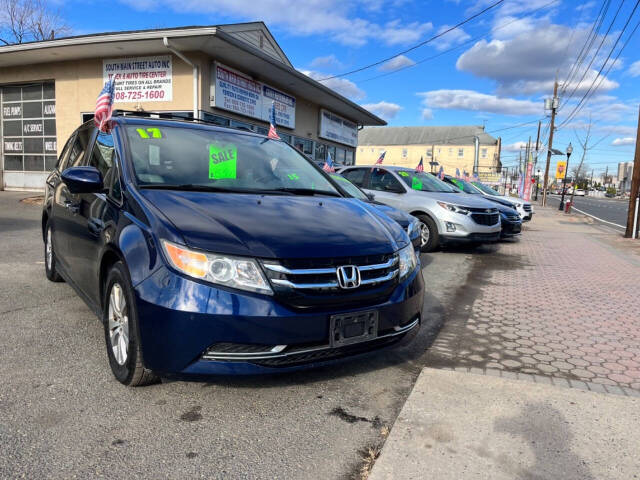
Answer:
0 191 487 479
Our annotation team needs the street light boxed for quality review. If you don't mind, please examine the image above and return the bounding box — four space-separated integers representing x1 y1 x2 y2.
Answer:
558 143 573 211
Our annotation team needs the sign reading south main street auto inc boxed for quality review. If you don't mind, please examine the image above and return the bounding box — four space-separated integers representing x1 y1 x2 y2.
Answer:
103 55 172 102
212 63 296 129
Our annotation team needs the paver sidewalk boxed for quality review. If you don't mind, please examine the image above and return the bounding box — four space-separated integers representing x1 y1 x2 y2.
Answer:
370 368 640 480
425 205 640 391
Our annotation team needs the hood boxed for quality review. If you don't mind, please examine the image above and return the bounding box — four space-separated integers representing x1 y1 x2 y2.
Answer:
481 195 519 211
368 202 411 228
140 190 407 259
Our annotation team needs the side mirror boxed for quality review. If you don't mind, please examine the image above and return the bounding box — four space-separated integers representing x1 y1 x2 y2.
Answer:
61 166 104 194
366 192 376 201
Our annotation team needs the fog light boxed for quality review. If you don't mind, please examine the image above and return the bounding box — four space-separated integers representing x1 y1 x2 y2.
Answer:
446 222 456 232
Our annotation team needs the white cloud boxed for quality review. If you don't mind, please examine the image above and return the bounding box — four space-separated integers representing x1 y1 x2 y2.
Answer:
119 0 432 47
310 55 344 70
457 24 619 96
421 108 433 120
629 60 640 77
503 141 528 152
432 25 471 51
418 89 541 116
612 137 636 146
361 101 402 120
299 69 365 100
379 55 415 72
600 125 637 136
576 1 596 11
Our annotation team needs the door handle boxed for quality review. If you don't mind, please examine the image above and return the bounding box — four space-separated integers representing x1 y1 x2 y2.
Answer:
64 200 80 215
88 217 105 236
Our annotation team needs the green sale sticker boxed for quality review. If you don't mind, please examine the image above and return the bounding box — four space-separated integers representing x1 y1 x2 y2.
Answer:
209 143 237 179
411 177 422 190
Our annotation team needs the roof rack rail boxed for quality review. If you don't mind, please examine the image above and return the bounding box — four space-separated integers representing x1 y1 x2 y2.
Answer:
111 109 220 127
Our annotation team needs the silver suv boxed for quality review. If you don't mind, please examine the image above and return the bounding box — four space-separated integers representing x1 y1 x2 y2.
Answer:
339 166 502 251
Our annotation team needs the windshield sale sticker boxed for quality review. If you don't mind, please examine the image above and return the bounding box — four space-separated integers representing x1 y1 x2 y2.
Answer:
104 55 172 102
411 177 423 190
209 143 237 180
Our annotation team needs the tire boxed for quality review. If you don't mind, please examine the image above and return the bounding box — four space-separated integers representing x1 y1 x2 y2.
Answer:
44 221 64 282
103 261 159 387
417 214 439 252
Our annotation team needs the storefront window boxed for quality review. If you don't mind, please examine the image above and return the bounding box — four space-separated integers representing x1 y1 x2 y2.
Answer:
293 136 314 156
315 143 327 163
1 82 56 172
345 149 354 165
336 148 346 164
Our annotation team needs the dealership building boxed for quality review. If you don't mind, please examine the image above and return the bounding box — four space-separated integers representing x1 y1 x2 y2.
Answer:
0 22 385 190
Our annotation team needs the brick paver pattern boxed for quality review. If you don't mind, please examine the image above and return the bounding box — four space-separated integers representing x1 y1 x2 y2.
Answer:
427 210 640 391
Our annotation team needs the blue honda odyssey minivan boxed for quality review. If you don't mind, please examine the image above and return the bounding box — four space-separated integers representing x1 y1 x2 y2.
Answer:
43 114 424 386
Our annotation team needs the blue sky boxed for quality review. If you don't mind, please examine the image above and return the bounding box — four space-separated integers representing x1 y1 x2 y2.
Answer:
58 0 640 178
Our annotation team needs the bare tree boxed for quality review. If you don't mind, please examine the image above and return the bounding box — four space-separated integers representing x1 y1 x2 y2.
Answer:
570 116 608 202
0 0 70 45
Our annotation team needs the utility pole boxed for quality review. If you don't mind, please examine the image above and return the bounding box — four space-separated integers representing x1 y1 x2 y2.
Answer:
605 165 609 187
625 106 640 238
542 80 559 206
534 120 541 166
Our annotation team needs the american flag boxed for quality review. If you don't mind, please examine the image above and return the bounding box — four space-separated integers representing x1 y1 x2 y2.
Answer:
268 101 280 140
371 151 386 171
455 168 461 179
463 170 470 181
94 79 115 132
415 157 424 172
323 151 335 173
438 166 444 180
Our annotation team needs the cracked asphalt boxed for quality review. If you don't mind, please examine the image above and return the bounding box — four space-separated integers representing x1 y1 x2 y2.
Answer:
0 191 478 480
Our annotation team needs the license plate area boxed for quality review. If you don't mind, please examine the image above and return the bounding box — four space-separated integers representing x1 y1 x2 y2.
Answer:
330 310 378 347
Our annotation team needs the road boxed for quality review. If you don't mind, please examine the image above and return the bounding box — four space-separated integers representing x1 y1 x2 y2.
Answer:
0 191 482 480
546 194 629 230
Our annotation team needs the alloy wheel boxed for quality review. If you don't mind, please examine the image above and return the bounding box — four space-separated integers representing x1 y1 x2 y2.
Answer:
108 283 129 366
419 222 430 247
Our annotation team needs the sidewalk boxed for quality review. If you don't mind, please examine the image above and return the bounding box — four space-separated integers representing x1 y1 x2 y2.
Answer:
370 206 640 479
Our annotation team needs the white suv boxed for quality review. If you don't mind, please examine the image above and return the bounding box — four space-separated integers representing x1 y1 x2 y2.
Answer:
339 166 502 252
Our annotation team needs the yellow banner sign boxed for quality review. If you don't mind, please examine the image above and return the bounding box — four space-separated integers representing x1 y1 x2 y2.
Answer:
556 160 567 179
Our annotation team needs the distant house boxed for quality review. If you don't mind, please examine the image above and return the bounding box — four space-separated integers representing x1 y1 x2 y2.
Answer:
357 125 501 181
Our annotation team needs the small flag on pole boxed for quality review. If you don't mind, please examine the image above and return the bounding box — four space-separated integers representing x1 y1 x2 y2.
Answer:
268 101 280 140
323 151 335 173
455 168 461 179
94 78 116 132
415 156 424 172
463 170 469 181
438 166 444 180
371 151 386 171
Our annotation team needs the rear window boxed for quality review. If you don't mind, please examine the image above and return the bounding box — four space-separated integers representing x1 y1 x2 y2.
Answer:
124 125 338 194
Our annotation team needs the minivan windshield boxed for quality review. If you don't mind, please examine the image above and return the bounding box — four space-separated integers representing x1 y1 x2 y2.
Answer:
395 169 457 193
471 181 500 196
330 174 368 200
125 125 340 196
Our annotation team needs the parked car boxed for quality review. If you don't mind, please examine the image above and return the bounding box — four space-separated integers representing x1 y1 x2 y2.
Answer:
338 166 501 252
469 180 534 221
43 115 424 385
329 173 422 250
437 175 522 238
573 189 586 196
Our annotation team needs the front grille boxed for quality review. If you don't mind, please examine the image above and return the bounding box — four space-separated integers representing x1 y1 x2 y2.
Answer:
261 253 399 309
523 204 532 212
471 213 500 226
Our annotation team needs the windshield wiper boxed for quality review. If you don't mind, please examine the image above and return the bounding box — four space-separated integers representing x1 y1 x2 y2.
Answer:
266 187 342 197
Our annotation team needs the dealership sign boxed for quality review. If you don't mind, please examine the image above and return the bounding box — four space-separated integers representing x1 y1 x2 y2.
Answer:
103 55 172 102
319 109 357 147
212 63 296 129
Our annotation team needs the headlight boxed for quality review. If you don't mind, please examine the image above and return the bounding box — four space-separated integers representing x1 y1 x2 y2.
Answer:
161 240 273 295
398 244 417 279
514 202 523 208
437 201 469 215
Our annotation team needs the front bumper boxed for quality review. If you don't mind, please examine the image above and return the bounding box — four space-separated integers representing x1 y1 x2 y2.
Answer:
134 264 424 375
500 219 522 236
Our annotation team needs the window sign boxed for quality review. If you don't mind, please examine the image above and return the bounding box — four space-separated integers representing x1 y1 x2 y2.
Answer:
1 82 56 171
319 109 357 147
103 55 172 102
212 63 296 129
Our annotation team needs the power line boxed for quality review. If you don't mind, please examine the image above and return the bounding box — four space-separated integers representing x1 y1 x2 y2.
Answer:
357 0 559 85
317 0 505 81
558 2 640 128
